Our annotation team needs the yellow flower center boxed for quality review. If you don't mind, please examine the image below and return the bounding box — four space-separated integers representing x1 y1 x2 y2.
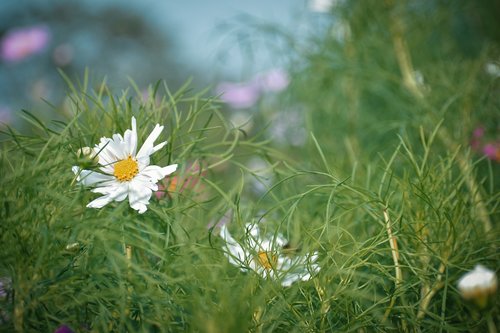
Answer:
114 156 139 182
257 251 277 270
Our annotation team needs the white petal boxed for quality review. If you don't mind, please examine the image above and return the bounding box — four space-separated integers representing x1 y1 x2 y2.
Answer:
300 272 312 281
309 262 321 274
108 135 128 160
150 141 167 155
245 223 260 248
123 117 138 157
220 225 248 266
275 234 287 247
281 274 301 287
281 268 313 287
95 138 118 166
277 256 292 270
140 164 178 182
133 174 161 191
96 149 115 168
87 194 113 209
73 167 114 186
99 164 114 175
246 223 260 238
137 124 164 160
128 180 153 213
92 182 129 202
260 240 275 252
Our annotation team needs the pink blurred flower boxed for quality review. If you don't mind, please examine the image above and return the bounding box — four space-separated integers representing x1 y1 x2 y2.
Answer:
470 126 485 151
216 68 290 109
216 81 260 109
473 127 485 138
256 69 290 92
483 143 500 162
1 25 50 62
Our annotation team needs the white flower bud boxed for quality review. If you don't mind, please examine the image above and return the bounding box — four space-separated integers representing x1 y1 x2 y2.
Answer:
77 147 98 163
458 265 497 308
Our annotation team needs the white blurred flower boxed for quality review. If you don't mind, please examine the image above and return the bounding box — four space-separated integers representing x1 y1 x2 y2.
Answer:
268 109 307 147
485 62 500 78
247 157 274 194
410 70 430 93
65 242 80 251
52 43 73 67
256 69 290 93
220 223 320 287
457 265 497 307
230 111 254 133
0 277 10 299
413 70 424 86
72 117 178 214
309 0 341 13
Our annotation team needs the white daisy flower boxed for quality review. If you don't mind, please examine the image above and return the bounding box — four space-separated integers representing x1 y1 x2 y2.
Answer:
72 116 178 214
457 265 497 307
308 0 342 13
220 223 320 287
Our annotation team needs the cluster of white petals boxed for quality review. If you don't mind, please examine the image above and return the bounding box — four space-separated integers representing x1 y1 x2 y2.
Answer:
72 117 177 214
220 223 320 287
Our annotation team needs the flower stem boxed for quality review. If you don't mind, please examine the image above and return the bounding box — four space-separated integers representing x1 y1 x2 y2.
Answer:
487 313 497 333
253 305 263 333
417 262 445 320
382 208 402 322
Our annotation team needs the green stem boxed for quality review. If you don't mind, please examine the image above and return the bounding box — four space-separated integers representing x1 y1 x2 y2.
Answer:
382 209 402 323
487 313 497 333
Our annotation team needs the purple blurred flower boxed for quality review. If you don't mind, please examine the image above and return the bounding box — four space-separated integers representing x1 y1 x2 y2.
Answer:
256 69 290 93
1 25 50 62
54 325 74 333
216 81 260 109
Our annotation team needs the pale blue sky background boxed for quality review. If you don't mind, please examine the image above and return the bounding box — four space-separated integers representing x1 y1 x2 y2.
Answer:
88 0 304 77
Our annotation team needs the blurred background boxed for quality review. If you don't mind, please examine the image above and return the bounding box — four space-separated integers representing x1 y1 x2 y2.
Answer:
0 0 499 164
0 0 307 127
